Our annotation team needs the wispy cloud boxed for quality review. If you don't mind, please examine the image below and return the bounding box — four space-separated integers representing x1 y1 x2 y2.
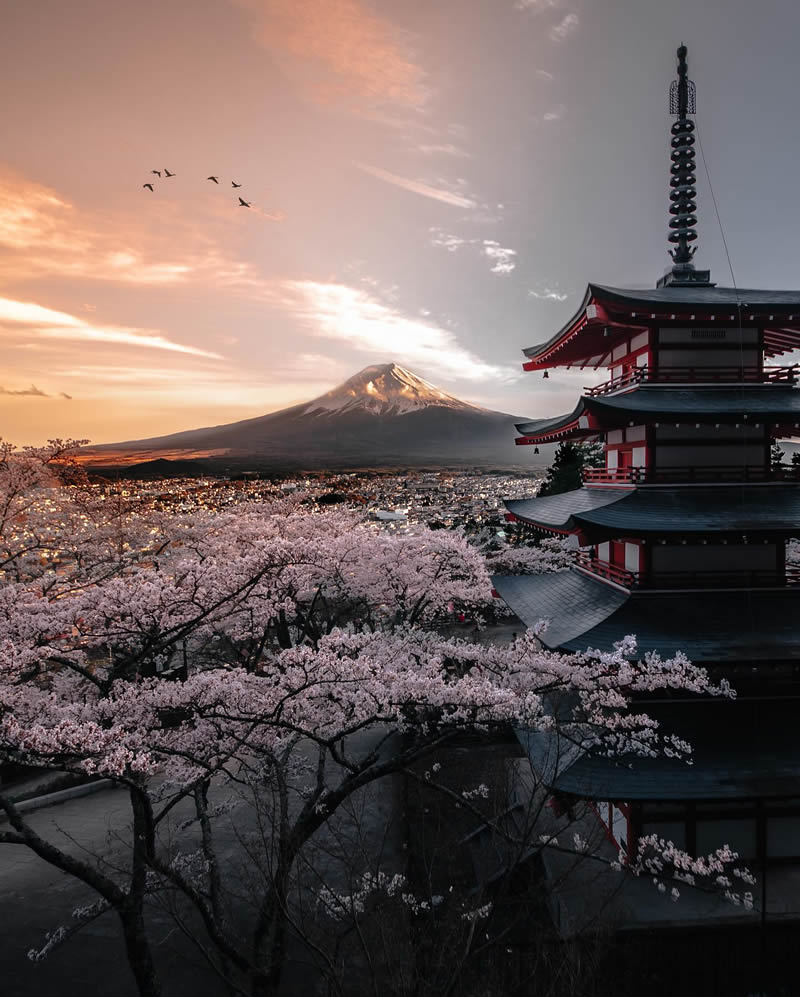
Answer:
0 297 223 358
515 0 561 11
417 143 472 158
542 105 565 121
536 69 555 80
0 383 49 397
528 286 569 302
429 229 470 252
549 13 579 41
482 241 517 274
355 162 476 208
232 0 427 112
266 279 509 382
429 228 518 275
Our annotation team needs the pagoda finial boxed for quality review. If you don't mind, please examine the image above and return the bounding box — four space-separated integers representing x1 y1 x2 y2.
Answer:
657 45 712 287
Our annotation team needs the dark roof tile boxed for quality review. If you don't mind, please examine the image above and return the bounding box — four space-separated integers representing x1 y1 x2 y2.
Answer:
506 485 800 534
494 569 800 663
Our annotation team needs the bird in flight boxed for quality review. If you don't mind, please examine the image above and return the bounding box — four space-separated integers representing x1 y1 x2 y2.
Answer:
238 197 251 207
143 183 154 192
231 181 242 188
207 176 219 184
151 170 162 177
164 169 175 177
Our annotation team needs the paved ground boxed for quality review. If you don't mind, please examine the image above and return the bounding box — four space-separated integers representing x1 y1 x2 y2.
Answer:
0 736 406 996
0 783 223 997
0 622 521 996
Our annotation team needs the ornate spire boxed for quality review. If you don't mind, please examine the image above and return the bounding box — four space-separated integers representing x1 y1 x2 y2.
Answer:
657 45 712 288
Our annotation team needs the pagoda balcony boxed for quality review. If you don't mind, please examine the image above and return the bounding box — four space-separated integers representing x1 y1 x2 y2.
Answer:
582 465 800 486
574 553 800 591
585 364 799 397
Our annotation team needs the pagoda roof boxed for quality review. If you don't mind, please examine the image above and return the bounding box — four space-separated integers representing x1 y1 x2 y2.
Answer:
519 711 800 801
505 487 627 534
492 569 800 663
592 284 800 310
493 569 628 647
588 384 800 421
505 484 800 537
516 384 800 444
514 401 598 445
523 283 800 370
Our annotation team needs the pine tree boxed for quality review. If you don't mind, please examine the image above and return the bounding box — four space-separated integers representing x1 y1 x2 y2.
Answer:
537 440 603 497
770 440 786 473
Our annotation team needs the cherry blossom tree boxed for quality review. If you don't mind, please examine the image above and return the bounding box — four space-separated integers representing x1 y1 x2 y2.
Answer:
484 535 573 575
0 441 749 997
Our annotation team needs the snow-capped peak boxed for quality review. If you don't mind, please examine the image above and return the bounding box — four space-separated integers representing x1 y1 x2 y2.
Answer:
302 363 484 417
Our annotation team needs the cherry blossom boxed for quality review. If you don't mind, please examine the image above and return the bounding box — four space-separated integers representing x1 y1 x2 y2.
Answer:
0 440 749 996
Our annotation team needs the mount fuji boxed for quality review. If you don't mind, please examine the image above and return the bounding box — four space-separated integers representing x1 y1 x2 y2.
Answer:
83 363 549 471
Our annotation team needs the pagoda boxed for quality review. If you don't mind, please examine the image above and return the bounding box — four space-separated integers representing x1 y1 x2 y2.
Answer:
494 47 800 875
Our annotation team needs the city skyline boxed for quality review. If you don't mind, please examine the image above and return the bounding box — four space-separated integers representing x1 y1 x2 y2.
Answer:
3 0 800 445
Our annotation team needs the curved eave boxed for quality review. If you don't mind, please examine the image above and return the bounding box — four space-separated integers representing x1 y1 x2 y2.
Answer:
493 570 800 663
505 484 800 537
522 283 800 371
517 386 800 444
522 288 635 372
514 400 603 446
504 488 628 535
516 424 598 447
492 570 628 649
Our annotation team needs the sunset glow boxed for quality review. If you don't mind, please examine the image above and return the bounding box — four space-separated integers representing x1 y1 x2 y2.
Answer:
3 0 800 444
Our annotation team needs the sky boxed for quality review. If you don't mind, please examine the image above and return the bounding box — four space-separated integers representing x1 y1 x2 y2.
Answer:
3 0 800 445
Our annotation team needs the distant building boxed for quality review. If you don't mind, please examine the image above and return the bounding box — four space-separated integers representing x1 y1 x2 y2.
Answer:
371 508 409 522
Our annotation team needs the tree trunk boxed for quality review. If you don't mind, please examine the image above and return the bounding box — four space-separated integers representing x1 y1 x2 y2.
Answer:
120 908 162 997
250 874 290 997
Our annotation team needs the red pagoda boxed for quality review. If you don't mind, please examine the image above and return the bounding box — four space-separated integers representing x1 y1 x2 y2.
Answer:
494 46 800 874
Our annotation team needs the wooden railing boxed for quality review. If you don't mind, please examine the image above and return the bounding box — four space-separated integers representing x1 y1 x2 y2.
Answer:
575 553 800 590
574 553 635 587
586 364 799 397
582 465 800 485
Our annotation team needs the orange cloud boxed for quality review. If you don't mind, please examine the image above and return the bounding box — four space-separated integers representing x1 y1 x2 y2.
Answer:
0 296 222 358
0 170 273 291
233 0 427 110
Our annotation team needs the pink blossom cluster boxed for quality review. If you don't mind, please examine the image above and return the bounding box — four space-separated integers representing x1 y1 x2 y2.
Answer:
484 536 573 575
621 834 756 907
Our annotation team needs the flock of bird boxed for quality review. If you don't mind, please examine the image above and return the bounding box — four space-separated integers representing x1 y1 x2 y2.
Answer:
142 170 252 207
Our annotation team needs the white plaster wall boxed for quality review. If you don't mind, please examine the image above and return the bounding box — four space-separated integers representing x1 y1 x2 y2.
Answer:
624 543 640 572
612 342 629 361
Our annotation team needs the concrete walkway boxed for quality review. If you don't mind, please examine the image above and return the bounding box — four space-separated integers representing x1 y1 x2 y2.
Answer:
0 735 406 996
